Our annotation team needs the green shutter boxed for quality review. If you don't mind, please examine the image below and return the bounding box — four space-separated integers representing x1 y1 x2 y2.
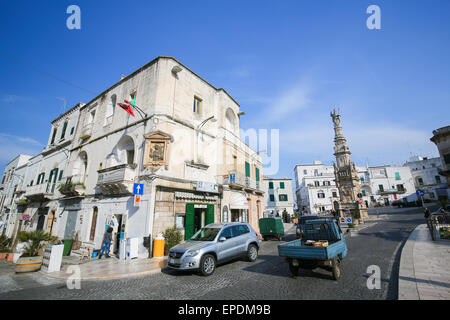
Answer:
255 167 260 182
58 170 64 181
270 195 275 201
70 127 74 135
185 204 195 240
280 182 285 189
395 172 401 180
269 182 273 189
245 162 250 177
61 122 68 139
50 129 57 144
206 205 215 225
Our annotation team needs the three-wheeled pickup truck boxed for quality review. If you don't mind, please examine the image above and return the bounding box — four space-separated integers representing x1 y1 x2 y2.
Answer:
278 218 347 280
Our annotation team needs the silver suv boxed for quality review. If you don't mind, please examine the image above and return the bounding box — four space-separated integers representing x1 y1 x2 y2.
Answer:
168 222 260 276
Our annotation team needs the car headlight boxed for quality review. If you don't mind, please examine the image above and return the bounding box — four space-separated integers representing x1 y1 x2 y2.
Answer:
185 250 199 257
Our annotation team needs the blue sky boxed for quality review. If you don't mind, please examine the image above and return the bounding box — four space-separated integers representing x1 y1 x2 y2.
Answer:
0 0 449 179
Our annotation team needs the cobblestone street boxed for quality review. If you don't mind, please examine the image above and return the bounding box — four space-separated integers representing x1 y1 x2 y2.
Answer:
0 207 429 300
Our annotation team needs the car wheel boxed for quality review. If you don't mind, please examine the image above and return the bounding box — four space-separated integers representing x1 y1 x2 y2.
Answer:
199 254 216 276
331 258 341 280
247 244 258 262
289 262 299 277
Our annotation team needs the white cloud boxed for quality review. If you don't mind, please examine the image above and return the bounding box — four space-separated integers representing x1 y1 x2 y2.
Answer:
1 94 30 103
0 134 43 164
279 122 439 166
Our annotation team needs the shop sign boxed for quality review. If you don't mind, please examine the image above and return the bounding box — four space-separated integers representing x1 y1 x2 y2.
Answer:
194 204 207 209
196 181 218 193
175 191 218 201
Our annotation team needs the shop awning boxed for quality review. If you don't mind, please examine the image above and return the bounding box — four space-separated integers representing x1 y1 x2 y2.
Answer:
230 192 249 209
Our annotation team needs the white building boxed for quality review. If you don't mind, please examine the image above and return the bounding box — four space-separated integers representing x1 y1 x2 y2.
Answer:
0 155 32 237
403 156 448 201
294 161 340 214
357 165 417 207
263 177 294 217
54 56 264 257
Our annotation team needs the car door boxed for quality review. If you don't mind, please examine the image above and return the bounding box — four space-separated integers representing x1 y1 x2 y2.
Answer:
231 225 247 256
216 226 236 262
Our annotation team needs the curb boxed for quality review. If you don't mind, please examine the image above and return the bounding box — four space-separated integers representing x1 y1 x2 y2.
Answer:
39 258 167 281
398 225 421 300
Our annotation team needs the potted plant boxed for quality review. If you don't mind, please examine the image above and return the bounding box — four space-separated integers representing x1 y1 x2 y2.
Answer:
163 227 182 256
15 230 58 273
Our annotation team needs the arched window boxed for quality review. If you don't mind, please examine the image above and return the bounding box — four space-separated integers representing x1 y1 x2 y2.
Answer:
73 151 88 183
225 108 236 134
104 95 116 126
117 135 135 165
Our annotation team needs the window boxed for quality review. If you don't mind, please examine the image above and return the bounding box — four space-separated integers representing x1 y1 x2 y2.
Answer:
314 169 319 176
303 170 307 175
255 167 260 182
444 153 450 165
193 97 202 114
397 184 405 192
232 225 250 237
332 191 338 198
1 175 5 184
280 182 285 189
362 190 367 196
220 227 233 239
60 121 68 140
50 128 57 144
58 170 64 181
360 177 364 182
317 192 325 199
417 177 424 186
379 185 384 192
269 182 273 189
436 176 441 184
37 173 45 185
245 161 250 177
70 127 75 135
314 181 320 187
279 194 288 201
395 172 401 180
323 181 330 186
269 194 275 202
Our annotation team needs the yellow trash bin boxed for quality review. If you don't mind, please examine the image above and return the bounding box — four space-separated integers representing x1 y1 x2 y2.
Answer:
153 234 165 258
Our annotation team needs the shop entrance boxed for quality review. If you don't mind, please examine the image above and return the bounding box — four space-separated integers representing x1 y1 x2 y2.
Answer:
185 204 214 240
107 214 128 255
231 209 240 222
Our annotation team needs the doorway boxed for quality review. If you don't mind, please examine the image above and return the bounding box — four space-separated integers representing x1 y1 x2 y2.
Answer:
185 204 214 240
231 209 240 222
45 210 56 235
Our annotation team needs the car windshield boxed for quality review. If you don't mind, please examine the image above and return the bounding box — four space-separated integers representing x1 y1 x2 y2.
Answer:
190 227 221 241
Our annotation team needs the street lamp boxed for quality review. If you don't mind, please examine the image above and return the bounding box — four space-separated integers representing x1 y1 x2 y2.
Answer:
195 116 217 162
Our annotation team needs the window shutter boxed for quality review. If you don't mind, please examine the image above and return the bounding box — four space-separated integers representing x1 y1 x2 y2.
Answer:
185 204 195 240
270 195 275 202
280 182 285 189
245 162 250 177
255 167 260 182
50 128 57 144
206 205 215 225
61 122 68 139
269 182 273 189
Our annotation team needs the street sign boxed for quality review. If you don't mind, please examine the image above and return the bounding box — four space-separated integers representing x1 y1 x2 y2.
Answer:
416 189 425 197
133 183 144 195
134 195 141 207
339 217 353 224
357 193 363 199
22 214 31 221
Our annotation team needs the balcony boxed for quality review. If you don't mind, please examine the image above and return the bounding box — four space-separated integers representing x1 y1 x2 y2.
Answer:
24 182 56 202
97 164 137 195
79 122 93 139
223 171 263 192
378 188 406 195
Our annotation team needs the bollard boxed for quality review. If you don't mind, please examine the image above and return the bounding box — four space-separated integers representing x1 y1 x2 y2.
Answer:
153 233 165 258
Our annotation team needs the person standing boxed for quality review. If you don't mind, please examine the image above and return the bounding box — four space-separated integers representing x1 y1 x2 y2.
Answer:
424 207 431 220
99 226 113 259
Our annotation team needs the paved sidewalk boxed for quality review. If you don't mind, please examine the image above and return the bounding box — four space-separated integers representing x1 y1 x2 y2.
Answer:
399 224 450 300
41 256 168 281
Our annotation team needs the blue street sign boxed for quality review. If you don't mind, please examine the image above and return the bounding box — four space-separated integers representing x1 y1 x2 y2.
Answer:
133 183 144 195
346 217 352 224
416 189 425 197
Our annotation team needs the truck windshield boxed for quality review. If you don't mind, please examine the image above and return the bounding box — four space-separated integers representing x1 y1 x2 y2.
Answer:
191 227 221 241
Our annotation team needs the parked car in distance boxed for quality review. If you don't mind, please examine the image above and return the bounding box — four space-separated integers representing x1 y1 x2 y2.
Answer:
432 204 450 214
167 222 260 276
